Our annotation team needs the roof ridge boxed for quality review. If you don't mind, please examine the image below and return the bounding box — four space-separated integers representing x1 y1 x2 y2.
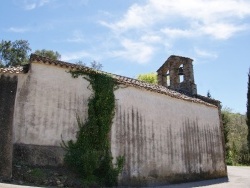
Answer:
30 54 219 108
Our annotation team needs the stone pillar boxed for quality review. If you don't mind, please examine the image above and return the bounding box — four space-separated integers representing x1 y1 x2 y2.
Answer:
0 75 18 180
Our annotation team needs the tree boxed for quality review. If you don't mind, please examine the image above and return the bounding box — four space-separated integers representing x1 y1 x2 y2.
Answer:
136 72 157 84
0 40 31 67
247 68 250 152
207 90 211 98
90 60 102 70
222 109 231 164
34 49 61 60
76 60 103 70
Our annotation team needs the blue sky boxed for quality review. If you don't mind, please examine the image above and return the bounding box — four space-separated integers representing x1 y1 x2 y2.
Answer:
1 0 250 114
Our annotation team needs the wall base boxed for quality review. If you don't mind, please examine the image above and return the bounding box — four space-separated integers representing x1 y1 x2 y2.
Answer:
13 144 65 167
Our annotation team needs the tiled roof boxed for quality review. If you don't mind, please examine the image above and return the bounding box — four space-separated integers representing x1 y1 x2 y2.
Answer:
0 66 24 74
30 54 219 108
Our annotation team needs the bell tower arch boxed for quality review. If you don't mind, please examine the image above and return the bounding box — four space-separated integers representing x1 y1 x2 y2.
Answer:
157 55 197 95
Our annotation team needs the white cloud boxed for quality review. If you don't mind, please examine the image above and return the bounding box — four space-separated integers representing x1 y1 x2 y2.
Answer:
194 47 217 59
7 27 30 33
161 28 194 38
61 51 91 61
199 23 248 40
98 0 250 64
15 0 51 10
66 30 85 43
101 0 250 39
110 39 154 64
140 34 162 43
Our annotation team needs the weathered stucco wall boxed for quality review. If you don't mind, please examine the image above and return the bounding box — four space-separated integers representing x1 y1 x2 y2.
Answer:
0 74 18 179
111 86 226 186
13 63 91 146
12 63 92 165
8 61 226 184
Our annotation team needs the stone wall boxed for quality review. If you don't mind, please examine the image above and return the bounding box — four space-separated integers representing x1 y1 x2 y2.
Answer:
0 74 18 179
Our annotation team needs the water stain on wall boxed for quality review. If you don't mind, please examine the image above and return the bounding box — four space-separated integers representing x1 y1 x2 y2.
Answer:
113 104 226 186
0 75 18 179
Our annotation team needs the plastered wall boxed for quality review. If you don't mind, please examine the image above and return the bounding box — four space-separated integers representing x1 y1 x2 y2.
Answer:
111 86 226 186
13 63 92 146
9 62 226 184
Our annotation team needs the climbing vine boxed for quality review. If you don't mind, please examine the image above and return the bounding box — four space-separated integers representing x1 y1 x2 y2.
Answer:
62 70 124 187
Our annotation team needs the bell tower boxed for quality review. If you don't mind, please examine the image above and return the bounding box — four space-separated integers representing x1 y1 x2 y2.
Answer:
157 55 197 96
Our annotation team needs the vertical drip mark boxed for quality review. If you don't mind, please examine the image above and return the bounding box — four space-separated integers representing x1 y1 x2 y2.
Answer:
204 128 209 166
143 116 147 163
136 109 140 176
169 125 174 170
164 126 168 168
127 109 131 178
123 109 127 178
152 122 156 162
210 128 216 170
114 105 119 155
159 126 163 169
195 119 202 173
131 107 136 174
180 122 185 173
118 105 123 155
148 120 152 163
188 119 194 173
184 120 190 173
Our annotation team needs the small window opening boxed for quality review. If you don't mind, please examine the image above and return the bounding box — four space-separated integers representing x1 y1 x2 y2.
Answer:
178 64 184 83
166 70 170 87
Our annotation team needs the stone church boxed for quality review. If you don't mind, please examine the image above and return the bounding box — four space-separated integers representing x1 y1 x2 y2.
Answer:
0 54 227 186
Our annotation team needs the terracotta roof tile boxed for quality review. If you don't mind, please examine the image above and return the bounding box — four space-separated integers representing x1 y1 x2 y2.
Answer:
30 54 219 108
0 66 24 74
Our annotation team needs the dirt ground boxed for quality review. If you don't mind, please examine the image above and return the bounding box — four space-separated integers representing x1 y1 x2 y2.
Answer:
1 166 250 187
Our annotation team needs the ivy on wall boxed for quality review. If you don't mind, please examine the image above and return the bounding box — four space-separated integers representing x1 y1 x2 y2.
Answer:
62 70 124 187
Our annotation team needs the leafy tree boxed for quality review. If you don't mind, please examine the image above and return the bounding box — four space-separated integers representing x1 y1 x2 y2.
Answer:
90 60 102 70
222 109 230 163
136 72 157 84
222 108 250 165
34 49 61 60
247 68 250 152
76 60 103 70
0 40 31 67
207 90 211 98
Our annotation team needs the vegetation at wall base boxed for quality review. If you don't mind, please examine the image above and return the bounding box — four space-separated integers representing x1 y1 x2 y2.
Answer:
62 70 124 187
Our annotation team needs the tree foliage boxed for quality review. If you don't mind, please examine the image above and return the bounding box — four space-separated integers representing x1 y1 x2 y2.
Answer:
247 68 250 152
222 108 250 165
34 49 61 60
0 40 31 67
207 90 211 98
137 72 157 84
76 60 103 70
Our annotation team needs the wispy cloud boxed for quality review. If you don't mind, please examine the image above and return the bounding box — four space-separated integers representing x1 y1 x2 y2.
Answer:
66 30 85 43
109 39 155 64
15 0 51 10
7 27 30 33
194 47 218 59
61 51 91 61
